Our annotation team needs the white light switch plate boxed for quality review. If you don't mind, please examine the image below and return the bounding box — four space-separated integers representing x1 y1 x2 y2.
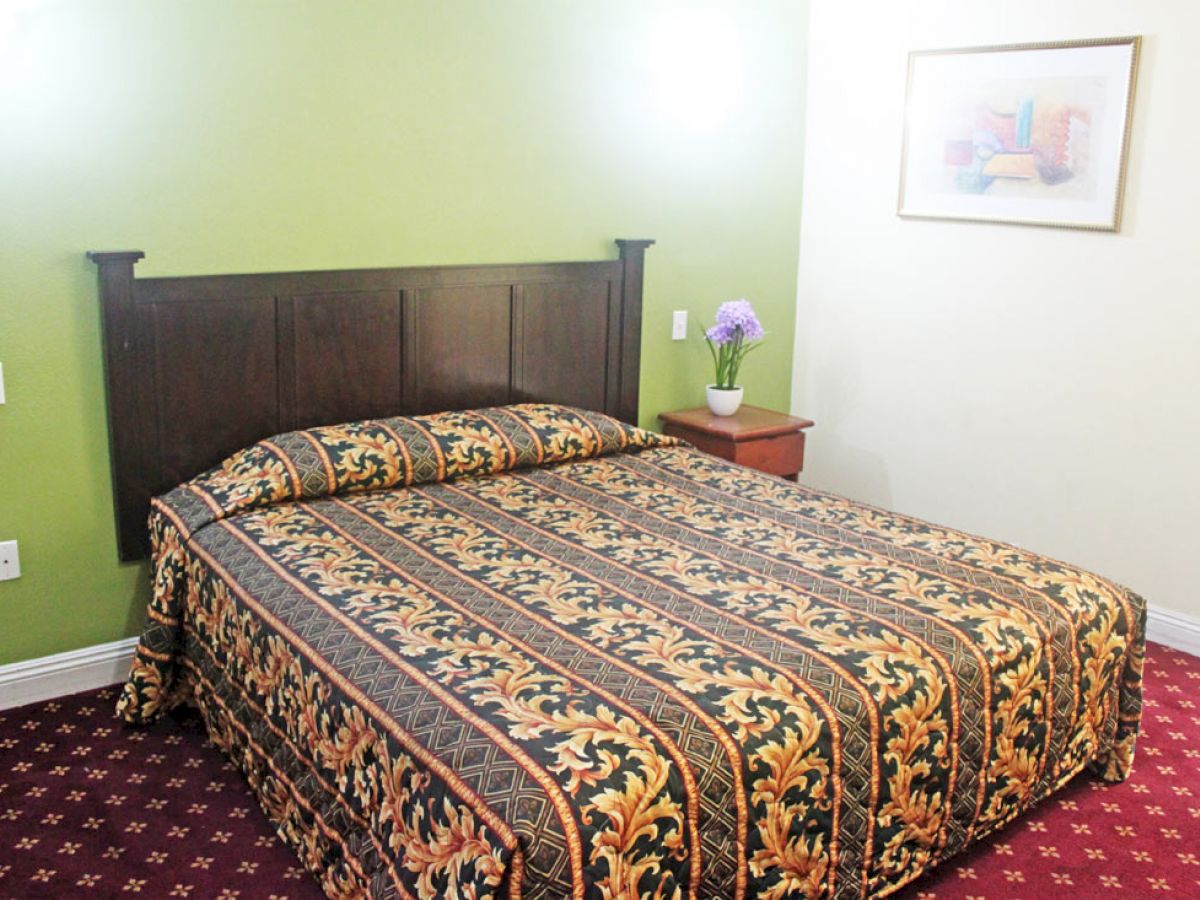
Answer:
0 541 19 581
0 362 6 404
672 310 688 341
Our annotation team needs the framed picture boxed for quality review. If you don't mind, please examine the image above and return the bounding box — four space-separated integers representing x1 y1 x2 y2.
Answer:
898 36 1140 231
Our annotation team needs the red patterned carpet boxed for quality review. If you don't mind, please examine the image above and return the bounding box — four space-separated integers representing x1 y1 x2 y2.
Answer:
0 642 1196 899
0 689 322 899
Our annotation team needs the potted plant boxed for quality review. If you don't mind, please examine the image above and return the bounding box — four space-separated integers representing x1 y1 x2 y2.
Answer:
704 299 764 416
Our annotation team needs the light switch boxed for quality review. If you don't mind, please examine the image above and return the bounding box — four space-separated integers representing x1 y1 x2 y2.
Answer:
672 310 688 341
0 362 5 404
0 541 19 581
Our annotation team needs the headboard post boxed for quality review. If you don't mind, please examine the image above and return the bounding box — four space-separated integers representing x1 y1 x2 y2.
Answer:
615 239 654 424
87 250 153 561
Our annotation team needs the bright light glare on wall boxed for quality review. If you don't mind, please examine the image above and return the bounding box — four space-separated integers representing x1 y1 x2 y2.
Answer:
0 0 40 77
649 11 746 132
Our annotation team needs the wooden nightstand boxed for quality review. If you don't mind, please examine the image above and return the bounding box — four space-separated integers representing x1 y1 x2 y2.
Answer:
658 405 815 481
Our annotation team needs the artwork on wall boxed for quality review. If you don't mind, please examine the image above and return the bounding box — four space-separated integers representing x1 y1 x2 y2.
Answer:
898 36 1140 231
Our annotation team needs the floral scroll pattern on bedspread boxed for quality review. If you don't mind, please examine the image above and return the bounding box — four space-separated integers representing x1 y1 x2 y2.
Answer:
118 404 1145 899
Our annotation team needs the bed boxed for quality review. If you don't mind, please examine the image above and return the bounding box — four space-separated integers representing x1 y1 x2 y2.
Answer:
90 243 1145 899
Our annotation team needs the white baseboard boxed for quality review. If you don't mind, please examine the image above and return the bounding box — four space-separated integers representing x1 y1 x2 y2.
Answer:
1146 604 1200 659
0 636 138 711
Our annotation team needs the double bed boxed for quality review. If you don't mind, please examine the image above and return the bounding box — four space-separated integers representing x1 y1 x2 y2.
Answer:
90 242 1145 899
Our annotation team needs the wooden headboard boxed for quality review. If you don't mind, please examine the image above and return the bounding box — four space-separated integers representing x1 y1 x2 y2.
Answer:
88 239 653 561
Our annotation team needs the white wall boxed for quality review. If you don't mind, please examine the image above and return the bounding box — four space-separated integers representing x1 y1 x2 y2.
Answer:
793 1 1200 620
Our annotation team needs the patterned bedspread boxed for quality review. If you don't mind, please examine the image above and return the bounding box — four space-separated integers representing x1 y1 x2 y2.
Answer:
118 405 1145 899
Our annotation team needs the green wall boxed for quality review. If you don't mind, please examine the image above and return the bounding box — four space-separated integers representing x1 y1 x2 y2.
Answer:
0 1 807 666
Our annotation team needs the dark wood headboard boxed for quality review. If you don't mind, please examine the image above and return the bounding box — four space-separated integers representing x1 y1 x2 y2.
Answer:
88 239 653 561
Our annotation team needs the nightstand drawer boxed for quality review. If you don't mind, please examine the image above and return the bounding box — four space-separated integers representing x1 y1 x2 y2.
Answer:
729 431 806 476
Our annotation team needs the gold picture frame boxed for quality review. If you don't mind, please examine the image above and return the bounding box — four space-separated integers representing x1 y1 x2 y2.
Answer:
897 36 1141 232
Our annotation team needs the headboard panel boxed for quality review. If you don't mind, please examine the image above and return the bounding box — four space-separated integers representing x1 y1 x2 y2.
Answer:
88 239 653 560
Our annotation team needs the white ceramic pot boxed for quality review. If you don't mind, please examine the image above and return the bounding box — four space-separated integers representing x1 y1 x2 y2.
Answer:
706 385 744 416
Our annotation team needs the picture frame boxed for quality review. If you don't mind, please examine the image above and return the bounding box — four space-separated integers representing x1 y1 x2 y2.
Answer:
898 36 1140 232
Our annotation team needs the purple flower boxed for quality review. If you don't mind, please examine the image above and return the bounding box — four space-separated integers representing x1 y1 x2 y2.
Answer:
703 299 766 389
705 299 764 344
704 322 733 343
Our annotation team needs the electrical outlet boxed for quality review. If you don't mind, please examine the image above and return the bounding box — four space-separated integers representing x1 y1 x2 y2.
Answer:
672 310 688 341
0 541 19 581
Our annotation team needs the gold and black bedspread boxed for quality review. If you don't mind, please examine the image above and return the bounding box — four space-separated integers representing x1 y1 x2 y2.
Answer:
118 404 1145 900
